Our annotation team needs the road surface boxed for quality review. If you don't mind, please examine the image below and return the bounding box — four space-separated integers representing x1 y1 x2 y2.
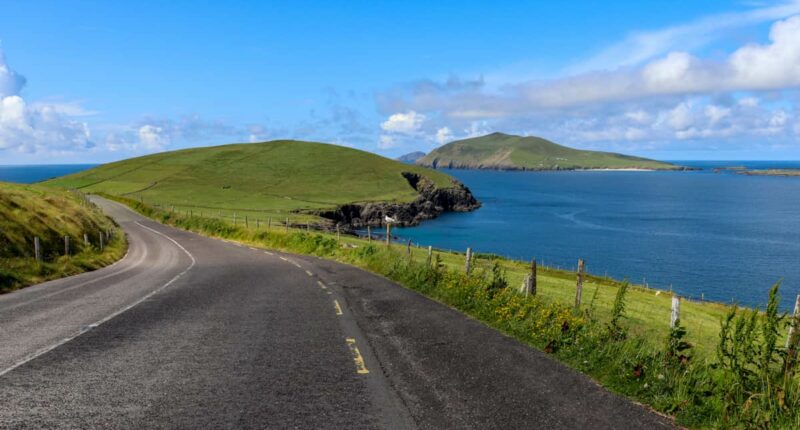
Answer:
0 197 673 429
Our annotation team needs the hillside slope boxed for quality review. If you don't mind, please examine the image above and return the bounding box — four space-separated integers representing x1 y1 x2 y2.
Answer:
0 182 124 291
417 132 679 170
46 140 479 226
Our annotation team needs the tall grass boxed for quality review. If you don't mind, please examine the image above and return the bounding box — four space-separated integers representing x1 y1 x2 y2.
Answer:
112 195 800 428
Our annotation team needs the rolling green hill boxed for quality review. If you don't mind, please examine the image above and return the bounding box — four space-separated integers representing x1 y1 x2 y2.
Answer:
0 182 124 291
45 140 473 225
417 132 679 170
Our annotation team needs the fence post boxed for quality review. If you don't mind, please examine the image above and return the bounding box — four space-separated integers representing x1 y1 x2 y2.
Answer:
245 216 249 228
530 258 537 296
268 217 272 231
786 295 800 370
336 224 341 243
84 233 90 246
386 224 391 247
575 259 585 308
427 245 433 266
670 296 681 328
64 235 70 256
285 217 289 233
307 222 311 232
407 239 412 255
34 236 42 262
256 219 260 229
465 247 473 275
367 226 372 243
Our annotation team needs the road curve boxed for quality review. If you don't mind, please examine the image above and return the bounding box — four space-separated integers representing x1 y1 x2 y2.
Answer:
0 197 673 429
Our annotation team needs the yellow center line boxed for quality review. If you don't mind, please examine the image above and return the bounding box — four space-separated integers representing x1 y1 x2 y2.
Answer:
334 300 343 316
346 338 369 374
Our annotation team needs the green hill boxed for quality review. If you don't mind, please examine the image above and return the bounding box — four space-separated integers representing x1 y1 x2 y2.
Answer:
45 140 478 226
0 182 124 291
417 132 679 170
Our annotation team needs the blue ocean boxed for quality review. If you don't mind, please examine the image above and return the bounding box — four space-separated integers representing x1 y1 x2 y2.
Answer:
0 164 97 184
395 161 800 309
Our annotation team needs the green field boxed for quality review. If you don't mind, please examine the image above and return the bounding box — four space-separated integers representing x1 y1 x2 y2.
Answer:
46 140 458 224
418 132 679 170
0 182 125 292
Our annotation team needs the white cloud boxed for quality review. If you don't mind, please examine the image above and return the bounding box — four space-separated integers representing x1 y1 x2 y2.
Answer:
572 0 800 72
137 124 170 150
378 134 396 149
435 127 453 144
0 48 94 155
380 110 426 133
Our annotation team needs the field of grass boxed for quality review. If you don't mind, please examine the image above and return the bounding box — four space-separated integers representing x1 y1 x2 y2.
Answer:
45 140 459 224
418 132 679 170
0 182 126 292
110 194 800 428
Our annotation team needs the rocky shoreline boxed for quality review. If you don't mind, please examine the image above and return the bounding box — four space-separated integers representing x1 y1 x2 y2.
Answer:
316 172 480 228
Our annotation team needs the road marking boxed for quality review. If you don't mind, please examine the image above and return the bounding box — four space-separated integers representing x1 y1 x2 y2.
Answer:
305 270 313 277
264 251 274 256
279 256 288 261
291 261 302 268
317 280 327 289
334 300 343 315
0 221 197 378
346 338 369 374
249 247 258 251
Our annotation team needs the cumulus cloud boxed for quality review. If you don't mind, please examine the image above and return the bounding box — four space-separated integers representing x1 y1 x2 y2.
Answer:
380 110 426 133
375 15 800 151
0 48 94 155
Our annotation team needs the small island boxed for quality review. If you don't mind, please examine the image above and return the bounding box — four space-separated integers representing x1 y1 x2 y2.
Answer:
416 132 686 171
738 169 800 177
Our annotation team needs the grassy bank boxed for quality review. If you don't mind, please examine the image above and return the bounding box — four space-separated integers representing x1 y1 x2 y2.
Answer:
44 140 461 224
0 182 126 292
110 194 799 428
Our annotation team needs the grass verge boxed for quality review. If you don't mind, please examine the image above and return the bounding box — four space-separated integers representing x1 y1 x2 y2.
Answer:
0 182 127 292
110 194 800 428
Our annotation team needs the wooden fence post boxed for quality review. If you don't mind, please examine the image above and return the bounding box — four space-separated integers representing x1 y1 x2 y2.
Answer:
465 247 473 275
530 258 537 296
427 245 433 266
406 239 412 255
245 216 249 228
336 224 341 243
575 259 585 308
285 217 289 233
99 232 105 251
64 235 70 256
268 217 271 231
307 222 311 232
256 219 260 229
367 226 372 243
670 296 681 328
233 212 237 225
84 233 90 246
34 237 42 262
386 224 391 247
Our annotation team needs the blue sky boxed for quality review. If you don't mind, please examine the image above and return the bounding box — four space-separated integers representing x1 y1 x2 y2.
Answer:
1 1 800 164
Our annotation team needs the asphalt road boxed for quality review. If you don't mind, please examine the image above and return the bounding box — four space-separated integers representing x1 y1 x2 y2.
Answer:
0 197 674 429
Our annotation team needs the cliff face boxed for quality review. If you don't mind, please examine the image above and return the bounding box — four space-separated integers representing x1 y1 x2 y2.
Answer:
317 172 480 227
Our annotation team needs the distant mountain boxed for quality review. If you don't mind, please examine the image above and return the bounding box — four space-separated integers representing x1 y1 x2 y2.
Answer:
416 133 680 171
397 151 426 164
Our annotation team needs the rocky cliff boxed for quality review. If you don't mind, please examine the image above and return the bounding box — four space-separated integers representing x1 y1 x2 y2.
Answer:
316 172 480 227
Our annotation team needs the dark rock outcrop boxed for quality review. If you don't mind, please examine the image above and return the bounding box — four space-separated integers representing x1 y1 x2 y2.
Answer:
316 172 480 227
